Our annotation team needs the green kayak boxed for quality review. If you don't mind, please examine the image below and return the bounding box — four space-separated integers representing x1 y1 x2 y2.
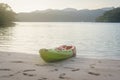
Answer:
39 49 73 62
39 45 76 62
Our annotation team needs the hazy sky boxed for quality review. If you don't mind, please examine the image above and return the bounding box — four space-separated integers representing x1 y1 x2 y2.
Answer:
1 0 120 13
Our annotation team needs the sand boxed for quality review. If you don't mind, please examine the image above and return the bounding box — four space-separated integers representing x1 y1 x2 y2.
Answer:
0 51 120 80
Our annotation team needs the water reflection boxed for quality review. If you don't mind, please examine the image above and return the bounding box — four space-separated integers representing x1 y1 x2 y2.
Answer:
0 22 16 27
0 24 15 51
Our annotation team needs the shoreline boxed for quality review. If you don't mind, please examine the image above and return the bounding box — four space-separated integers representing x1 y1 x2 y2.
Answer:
0 51 120 80
1 50 120 61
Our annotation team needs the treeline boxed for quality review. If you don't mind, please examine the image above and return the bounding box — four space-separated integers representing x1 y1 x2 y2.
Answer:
16 7 120 22
96 7 120 22
16 8 112 22
0 3 15 26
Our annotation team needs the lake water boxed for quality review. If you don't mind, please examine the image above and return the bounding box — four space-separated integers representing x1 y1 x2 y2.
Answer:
0 22 120 60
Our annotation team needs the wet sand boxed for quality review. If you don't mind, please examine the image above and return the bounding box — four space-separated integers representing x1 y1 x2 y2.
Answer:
0 51 120 80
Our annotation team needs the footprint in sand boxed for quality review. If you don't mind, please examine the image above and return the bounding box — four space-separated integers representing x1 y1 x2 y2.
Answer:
0 71 21 78
90 65 95 68
71 68 80 72
0 74 14 78
50 69 58 72
38 77 48 80
88 71 100 76
63 67 80 72
90 64 96 68
0 69 11 71
59 73 66 79
23 69 36 72
23 69 36 77
23 73 36 77
59 73 71 79
10 61 24 63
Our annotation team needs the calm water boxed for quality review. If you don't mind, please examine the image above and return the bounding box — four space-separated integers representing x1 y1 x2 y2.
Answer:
0 22 120 60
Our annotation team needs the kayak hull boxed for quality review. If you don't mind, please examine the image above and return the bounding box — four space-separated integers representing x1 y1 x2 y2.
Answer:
39 49 73 62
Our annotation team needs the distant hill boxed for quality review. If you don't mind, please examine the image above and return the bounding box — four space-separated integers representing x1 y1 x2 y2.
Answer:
16 7 114 22
96 7 120 22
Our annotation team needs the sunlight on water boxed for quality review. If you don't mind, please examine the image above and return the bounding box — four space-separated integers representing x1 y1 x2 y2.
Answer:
0 22 120 60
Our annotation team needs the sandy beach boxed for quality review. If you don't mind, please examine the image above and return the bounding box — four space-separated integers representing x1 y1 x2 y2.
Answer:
0 51 120 80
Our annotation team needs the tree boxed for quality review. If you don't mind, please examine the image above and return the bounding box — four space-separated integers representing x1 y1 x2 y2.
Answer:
96 7 120 22
0 3 16 26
